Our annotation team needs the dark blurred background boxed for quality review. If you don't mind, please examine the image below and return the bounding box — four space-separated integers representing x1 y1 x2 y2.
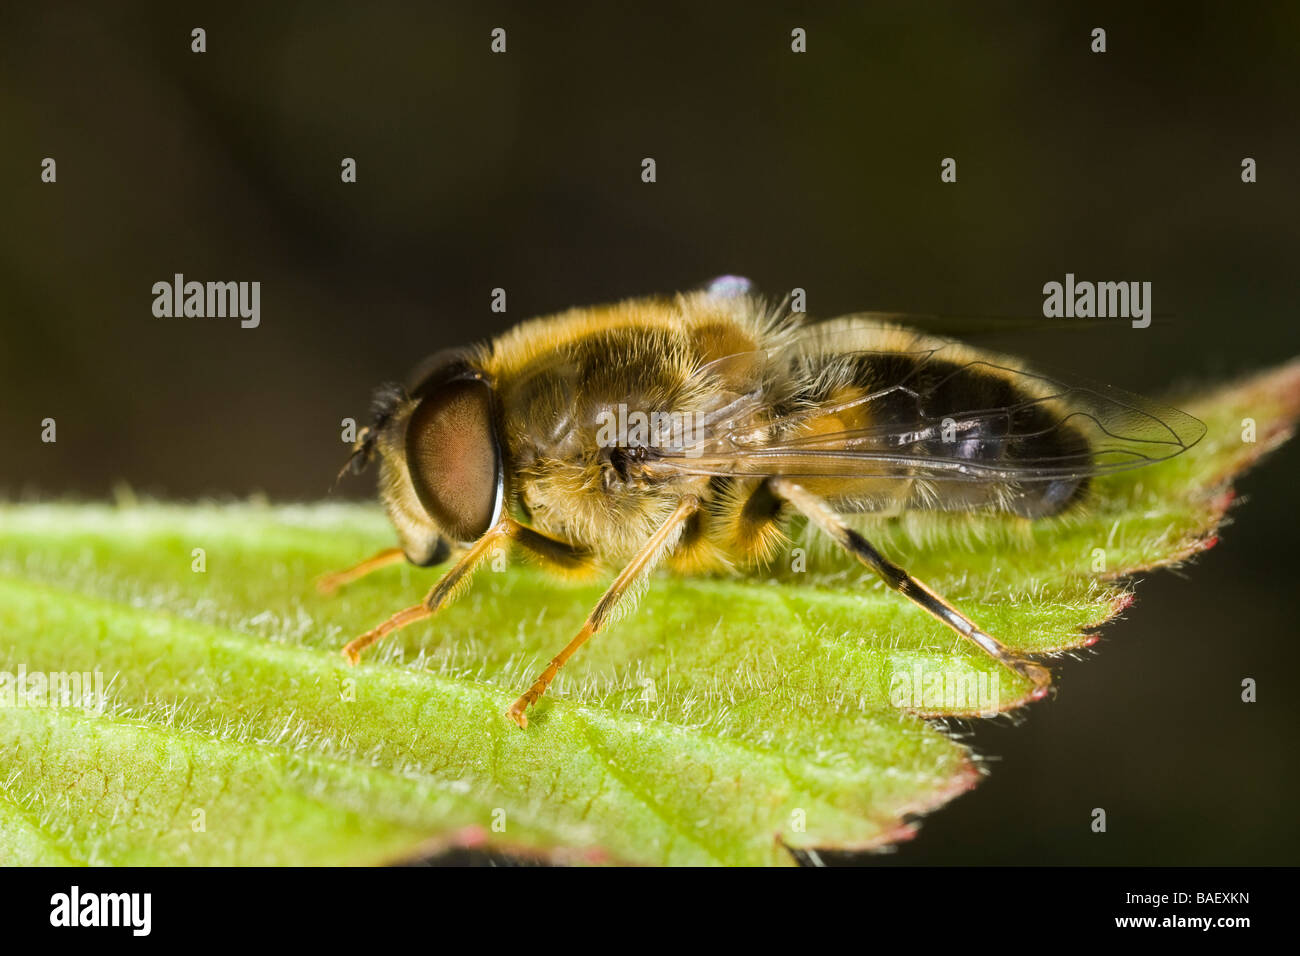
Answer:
2 1 1297 864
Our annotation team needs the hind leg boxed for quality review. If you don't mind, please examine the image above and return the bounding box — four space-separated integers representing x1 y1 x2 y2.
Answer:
770 478 1051 697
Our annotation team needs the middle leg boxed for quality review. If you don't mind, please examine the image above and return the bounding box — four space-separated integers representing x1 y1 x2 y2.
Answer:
506 496 700 728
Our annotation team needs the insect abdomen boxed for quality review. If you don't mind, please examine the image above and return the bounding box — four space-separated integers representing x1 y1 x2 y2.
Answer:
791 349 1091 519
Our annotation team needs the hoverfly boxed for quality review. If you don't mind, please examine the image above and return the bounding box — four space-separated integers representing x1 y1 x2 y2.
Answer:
322 277 1205 728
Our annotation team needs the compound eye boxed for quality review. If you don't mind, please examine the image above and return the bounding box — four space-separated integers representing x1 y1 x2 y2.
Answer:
405 379 501 542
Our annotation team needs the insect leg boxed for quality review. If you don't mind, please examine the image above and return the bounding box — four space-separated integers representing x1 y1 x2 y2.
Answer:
769 478 1051 698
506 496 700 729
509 522 597 575
340 524 510 664
339 520 590 664
316 547 407 595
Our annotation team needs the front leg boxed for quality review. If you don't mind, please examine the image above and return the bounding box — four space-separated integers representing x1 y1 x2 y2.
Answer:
315 547 408 596
339 519 592 664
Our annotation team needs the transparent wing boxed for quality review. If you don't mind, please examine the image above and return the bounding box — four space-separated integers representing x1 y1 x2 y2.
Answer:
647 327 1206 484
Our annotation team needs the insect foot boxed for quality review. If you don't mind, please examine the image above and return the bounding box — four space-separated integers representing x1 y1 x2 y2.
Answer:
317 573 345 597
506 666 558 730
1014 660 1052 701
341 640 365 666
506 699 531 730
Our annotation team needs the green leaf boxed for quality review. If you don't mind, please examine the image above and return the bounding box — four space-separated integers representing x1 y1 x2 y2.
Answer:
1 360 1297 866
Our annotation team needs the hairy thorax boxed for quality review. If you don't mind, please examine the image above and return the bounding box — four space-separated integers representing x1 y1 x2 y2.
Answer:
485 294 786 563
